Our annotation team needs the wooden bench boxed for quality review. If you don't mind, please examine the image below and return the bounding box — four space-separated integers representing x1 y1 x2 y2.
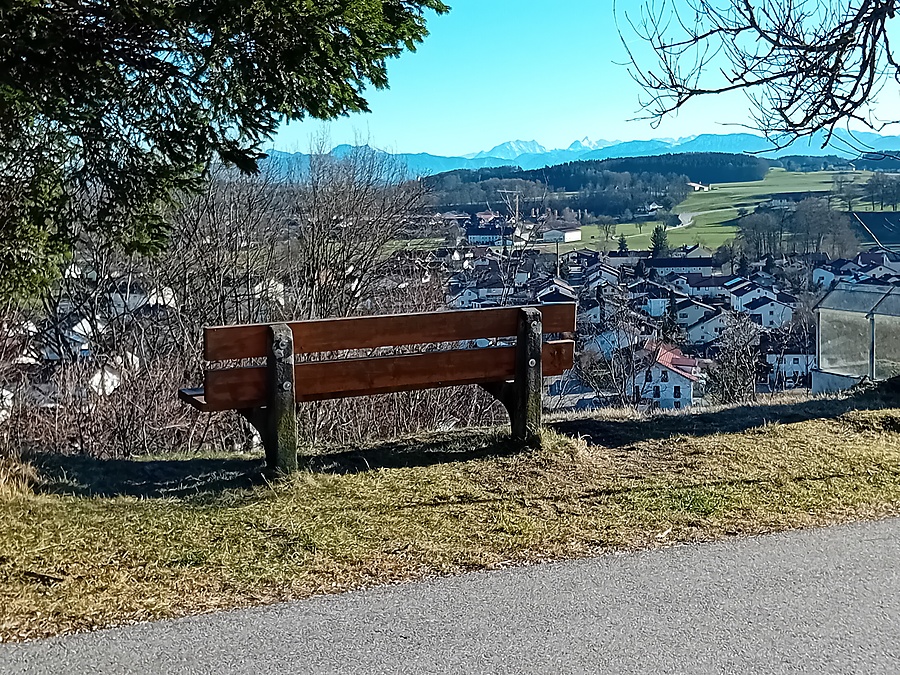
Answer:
179 304 576 474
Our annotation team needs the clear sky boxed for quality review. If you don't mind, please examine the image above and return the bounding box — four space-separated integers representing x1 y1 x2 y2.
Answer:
271 0 760 156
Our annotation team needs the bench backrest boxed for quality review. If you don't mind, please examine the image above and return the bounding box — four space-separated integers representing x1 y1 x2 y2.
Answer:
200 304 576 411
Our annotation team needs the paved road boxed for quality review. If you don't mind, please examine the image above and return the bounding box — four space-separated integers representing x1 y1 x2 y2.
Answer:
4 518 900 674
677 206 736 228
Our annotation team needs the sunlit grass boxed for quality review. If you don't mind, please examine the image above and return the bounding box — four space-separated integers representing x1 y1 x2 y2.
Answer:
4 389 900 641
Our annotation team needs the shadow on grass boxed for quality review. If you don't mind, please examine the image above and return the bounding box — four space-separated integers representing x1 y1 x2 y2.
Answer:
33 453 267 499
29 430 524 498
550 388 900 449
303 429 525 475
28 387 900 499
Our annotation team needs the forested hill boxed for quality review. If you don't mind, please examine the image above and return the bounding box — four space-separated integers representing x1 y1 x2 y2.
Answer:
424 152 770 218
427 152 771 191
526 153 771 187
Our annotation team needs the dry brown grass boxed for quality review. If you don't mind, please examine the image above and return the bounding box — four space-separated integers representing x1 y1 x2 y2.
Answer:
4 390 900 642
0 454 39 499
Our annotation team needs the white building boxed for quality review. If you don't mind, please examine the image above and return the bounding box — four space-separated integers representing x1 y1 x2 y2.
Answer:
728 283 775 311
672 244 713 258
674 298 716 327
107 278 177 318
766 353 816 385
645 257 715 276
637 343 701 410
466 224 505 246
686 311 729 345
745 297 794 328
448 288 479 309
543 226 583 243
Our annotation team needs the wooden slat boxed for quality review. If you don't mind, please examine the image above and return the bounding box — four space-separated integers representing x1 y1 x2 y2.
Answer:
204 304 576 361
178 388 210 412
201 340 575 411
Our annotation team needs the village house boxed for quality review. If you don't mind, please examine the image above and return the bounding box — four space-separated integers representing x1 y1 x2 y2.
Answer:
430 247 465 271
542 224 583 244
565 249 603 268
671 273 743 300
636 342 701 410
602 250 652 268
645 257 715 276
106 277 177 318
465 223 506 246
728 282 776 311
580 306 657 358
673 297 716 327
636 202 664 216
581 262 620 295
535 277 578 304
671 244 713 258
447 287 479 309
765 352 816 388
40 314 104 362
856 263 900 282
627 280 684 318
856 249 900 271
685 310 729 345
745 297 794 328
813 258 862 288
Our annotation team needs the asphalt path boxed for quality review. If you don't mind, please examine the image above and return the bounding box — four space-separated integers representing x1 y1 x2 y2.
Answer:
3 518 900 674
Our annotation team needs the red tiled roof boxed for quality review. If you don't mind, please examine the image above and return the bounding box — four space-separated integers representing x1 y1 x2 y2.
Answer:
642 341 700 382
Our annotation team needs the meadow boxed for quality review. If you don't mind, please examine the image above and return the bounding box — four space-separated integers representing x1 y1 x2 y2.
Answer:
539 168 869 254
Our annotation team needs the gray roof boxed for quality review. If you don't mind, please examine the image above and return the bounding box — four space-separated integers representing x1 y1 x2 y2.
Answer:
816 282 900 317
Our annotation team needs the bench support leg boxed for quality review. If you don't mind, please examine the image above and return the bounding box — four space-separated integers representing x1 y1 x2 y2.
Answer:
481 307 543 446
265 323 299 475
513 307 543 443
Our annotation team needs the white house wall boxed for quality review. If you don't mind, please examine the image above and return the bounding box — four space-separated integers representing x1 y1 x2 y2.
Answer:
751 302 793 328
642 365 694 409
767 353 816 380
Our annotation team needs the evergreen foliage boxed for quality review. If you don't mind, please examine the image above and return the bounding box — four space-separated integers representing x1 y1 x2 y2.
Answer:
0 0 447 295
650 225 670 258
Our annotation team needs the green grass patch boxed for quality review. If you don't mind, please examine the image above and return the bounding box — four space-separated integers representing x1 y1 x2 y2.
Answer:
659 168 872 248
677 168 862 217
537 169 865 254
4 390 900 641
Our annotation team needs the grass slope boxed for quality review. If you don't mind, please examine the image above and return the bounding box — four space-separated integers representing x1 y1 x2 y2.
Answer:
535 168 869 255
4 388 900 642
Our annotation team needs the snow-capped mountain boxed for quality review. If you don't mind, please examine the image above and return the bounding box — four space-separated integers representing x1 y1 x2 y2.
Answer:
473 140 547 160
567 137 616 152
265 131 900 178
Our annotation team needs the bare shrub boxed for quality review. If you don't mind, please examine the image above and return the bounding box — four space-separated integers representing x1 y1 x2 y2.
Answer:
706 313 762 405
2 147 504 458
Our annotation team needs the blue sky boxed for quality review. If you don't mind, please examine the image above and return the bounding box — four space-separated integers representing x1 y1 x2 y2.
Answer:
272 0 759 156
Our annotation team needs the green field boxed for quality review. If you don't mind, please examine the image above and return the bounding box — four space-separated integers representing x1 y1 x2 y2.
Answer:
539 168 872 255
677 168 850 214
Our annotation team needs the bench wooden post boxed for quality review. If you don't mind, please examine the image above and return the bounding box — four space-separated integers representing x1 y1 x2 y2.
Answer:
265 323 298 474
480 307 543 445
512 307 543 443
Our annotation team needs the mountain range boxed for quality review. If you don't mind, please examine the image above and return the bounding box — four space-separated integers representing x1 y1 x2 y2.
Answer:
266 130 900 177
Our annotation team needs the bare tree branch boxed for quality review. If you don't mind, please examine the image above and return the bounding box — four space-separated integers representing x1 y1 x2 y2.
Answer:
620 0 900 152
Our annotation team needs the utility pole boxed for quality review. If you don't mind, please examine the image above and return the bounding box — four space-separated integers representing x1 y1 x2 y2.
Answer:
497 189 523 305
497 189 521 236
